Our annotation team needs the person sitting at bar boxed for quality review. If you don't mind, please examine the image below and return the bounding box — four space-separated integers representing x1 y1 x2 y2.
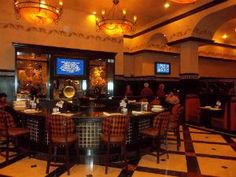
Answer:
124 84 133 97
156 83 166 104
165 91 180 106
140 83 154 98
229 85 236 95
0 93 18 121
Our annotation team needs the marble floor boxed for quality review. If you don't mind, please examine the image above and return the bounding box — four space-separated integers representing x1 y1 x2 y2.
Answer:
0 125 235 177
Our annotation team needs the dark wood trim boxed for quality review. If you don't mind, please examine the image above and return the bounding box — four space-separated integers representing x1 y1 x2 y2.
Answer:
0 69 15 77
115 75 236 81
124 0 226 39
200 77 236 80
124 49 178 56
213 42 236 50
12 42 117 59
199 56 236 62
167 37 214 46
115 75 180 81
0 69 15 72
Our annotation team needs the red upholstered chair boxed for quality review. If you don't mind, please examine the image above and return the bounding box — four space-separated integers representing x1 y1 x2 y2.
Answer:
139 111 171 163
168 104 183 150
185 94 200 123
0 110 30 161
230 99 236 131
101 115 129 174
46 115 79 175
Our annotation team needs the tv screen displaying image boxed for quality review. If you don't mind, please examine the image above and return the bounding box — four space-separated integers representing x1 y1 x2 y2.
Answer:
56 58 85 76
155 62 170 74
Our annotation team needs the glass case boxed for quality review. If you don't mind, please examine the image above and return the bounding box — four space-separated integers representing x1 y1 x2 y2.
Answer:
16 52 49 100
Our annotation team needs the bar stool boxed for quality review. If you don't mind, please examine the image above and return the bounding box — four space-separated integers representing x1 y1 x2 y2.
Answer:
168 104 183 150
46 115 79 175
0 110 30 162
101 115 129 174
139 111 170 163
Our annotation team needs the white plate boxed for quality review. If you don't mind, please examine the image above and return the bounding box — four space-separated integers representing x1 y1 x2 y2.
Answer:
152 105 163 108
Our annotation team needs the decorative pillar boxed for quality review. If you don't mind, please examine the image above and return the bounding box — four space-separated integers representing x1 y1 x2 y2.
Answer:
179 41 199 94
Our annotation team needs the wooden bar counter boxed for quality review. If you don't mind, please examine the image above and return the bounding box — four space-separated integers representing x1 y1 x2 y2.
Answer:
16 108 163 153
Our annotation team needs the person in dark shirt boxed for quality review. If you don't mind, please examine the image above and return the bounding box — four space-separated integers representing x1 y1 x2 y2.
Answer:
156 83 166 104
0 93 18 121
124 85 133 97
140 83 154 98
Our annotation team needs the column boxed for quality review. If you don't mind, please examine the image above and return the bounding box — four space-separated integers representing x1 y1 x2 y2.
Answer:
179 41 199 94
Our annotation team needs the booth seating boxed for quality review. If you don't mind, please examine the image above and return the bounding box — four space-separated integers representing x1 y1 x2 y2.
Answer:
101 115 129 174
139 111 170 163
0 110 30 162
185 94 200 123
46 115 79 175
229 96 236 131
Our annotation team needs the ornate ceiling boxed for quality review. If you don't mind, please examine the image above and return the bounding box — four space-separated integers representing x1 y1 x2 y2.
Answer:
213 18 236 46
64 0 213 31
63 0 236 54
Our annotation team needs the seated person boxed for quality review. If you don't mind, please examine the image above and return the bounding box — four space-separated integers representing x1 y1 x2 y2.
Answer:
140 83 154 98
0 93 18 121
124 85 133 97
156 83 166 102
165 91 180 105
150 97 161 105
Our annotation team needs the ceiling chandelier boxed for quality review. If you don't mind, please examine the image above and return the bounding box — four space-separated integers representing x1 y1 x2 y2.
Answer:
14 0 63 25
96 0 137 37
169 0 198 3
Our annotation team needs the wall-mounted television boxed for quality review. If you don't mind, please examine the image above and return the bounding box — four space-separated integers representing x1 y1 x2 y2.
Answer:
155 62 171 75
55 58 85 76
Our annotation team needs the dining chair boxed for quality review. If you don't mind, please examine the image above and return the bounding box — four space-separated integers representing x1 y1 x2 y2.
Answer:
46 114 79 175
168 104 183 150
101 115 129 174
139 111 171 163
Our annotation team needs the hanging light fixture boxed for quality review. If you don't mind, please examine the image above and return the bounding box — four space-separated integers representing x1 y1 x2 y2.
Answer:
96 0 137 37
169 0 198 4
14 0 63 25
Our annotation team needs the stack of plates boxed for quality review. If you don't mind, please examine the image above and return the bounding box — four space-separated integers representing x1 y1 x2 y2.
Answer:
151 105 164 113
152 105 163 108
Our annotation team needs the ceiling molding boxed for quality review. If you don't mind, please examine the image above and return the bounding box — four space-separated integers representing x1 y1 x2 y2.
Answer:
124 0 226 39
213 42 236 49
123 47 236 62
167 37 214 45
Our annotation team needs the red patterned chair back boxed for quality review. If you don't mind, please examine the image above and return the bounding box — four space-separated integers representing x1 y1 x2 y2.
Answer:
153 111 170 136
48 115 75 138
102 115 129 137
0 110 16 129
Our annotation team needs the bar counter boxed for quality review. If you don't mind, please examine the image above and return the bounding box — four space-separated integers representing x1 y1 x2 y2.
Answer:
16 109 163 153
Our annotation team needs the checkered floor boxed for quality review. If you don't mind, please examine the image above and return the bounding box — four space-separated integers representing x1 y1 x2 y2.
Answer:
0 125 235 177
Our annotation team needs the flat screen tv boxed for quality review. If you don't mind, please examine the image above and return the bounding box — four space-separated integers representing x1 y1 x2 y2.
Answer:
155 62 171 75
55 58 85 76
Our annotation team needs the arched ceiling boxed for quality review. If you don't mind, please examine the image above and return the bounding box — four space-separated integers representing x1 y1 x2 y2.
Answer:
213 18 236 46
64 0 213 31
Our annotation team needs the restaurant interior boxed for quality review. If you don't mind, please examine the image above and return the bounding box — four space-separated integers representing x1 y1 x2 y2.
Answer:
0 0 236 177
